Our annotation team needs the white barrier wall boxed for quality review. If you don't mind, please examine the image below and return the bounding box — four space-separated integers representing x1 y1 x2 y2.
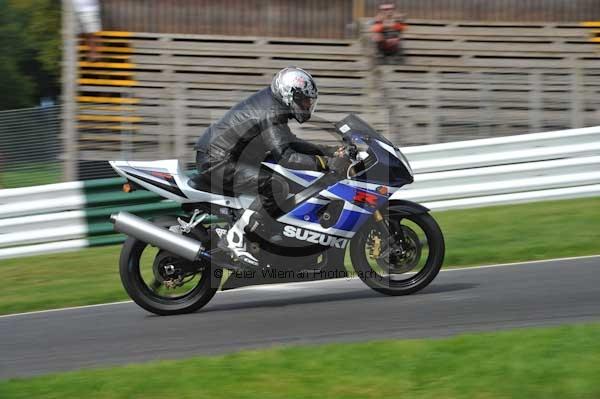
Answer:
397 126 600 210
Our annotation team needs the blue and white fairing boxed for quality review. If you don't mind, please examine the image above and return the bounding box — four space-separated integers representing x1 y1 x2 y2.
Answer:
265 114 415 239
338 114 414 188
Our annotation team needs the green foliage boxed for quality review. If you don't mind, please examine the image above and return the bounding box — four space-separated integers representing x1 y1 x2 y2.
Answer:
10 0 62 77
0 54 35 109
0 0 34 109
0 0 60 110
1 323 600 398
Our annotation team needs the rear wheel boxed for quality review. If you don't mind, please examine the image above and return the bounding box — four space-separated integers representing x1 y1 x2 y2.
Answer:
119 217 220 315
350 211 445 296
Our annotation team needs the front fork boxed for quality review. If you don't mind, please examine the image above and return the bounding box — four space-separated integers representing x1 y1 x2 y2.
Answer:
373 209 407 255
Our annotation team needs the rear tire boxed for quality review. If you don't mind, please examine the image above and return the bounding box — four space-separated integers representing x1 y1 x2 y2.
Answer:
350 212 445 296
119 217 220 315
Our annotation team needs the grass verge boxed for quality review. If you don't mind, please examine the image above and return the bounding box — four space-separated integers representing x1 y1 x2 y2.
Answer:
1 323 600 398
0 162 62 189
1 197 599 315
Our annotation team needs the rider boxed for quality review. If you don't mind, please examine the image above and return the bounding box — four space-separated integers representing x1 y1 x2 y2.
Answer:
195 67 351 267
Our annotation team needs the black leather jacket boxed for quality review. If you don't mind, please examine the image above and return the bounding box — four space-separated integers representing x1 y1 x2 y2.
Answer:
195 87 333 171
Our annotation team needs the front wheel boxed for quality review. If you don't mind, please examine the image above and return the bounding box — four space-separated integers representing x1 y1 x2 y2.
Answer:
350 211 445 296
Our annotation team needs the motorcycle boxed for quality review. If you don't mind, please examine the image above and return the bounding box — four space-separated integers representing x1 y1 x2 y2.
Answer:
109 114 445 315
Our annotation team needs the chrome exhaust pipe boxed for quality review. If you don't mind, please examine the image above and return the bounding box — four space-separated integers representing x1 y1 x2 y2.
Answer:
110 212 203 262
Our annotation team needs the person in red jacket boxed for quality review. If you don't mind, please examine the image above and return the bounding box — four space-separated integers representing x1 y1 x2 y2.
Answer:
371 3 406 64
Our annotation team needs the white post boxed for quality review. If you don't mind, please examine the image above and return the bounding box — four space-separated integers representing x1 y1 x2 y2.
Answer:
61 0 78 181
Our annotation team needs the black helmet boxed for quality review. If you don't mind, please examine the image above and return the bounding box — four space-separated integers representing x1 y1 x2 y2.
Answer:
271 67 318 124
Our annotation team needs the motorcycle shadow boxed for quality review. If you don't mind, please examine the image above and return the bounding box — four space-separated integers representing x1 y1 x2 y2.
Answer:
198 282 478 314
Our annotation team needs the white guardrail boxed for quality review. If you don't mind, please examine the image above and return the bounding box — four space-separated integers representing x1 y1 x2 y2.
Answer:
0 126 599 260
401 126 600 210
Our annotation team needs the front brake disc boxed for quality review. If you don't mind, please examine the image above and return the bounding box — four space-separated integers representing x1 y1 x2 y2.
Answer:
376 226 422 274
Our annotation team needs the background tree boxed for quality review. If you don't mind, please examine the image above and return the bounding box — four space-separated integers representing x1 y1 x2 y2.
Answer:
0 0 61 110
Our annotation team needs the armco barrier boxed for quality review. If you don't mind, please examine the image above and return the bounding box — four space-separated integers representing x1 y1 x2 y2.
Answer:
1 126 600 260
400 125 600 209
0 178 181 259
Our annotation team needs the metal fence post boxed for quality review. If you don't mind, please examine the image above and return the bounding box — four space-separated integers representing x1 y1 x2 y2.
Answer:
174 85 186 161
428 71 439 143
61 0 78 182
480 71 493 138
529 71 542 132
571 66 583 129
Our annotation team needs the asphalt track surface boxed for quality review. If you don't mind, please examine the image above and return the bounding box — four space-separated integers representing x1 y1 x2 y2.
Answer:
1 256 599 379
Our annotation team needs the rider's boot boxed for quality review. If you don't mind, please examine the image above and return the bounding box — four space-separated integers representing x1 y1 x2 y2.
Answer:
217 209 261 268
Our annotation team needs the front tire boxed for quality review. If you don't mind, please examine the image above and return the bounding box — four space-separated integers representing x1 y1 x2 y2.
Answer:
350 212 445 296
119 217 220 315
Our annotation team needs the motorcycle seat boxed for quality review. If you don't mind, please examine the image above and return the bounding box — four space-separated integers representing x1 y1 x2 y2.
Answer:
187 173 234 196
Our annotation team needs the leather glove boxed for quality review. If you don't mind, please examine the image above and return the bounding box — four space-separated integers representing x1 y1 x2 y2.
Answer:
326 156 353 178
322 145 338 157
324 145 345 157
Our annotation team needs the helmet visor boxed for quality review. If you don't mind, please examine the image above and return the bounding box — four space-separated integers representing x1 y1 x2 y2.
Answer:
295 94 318 114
